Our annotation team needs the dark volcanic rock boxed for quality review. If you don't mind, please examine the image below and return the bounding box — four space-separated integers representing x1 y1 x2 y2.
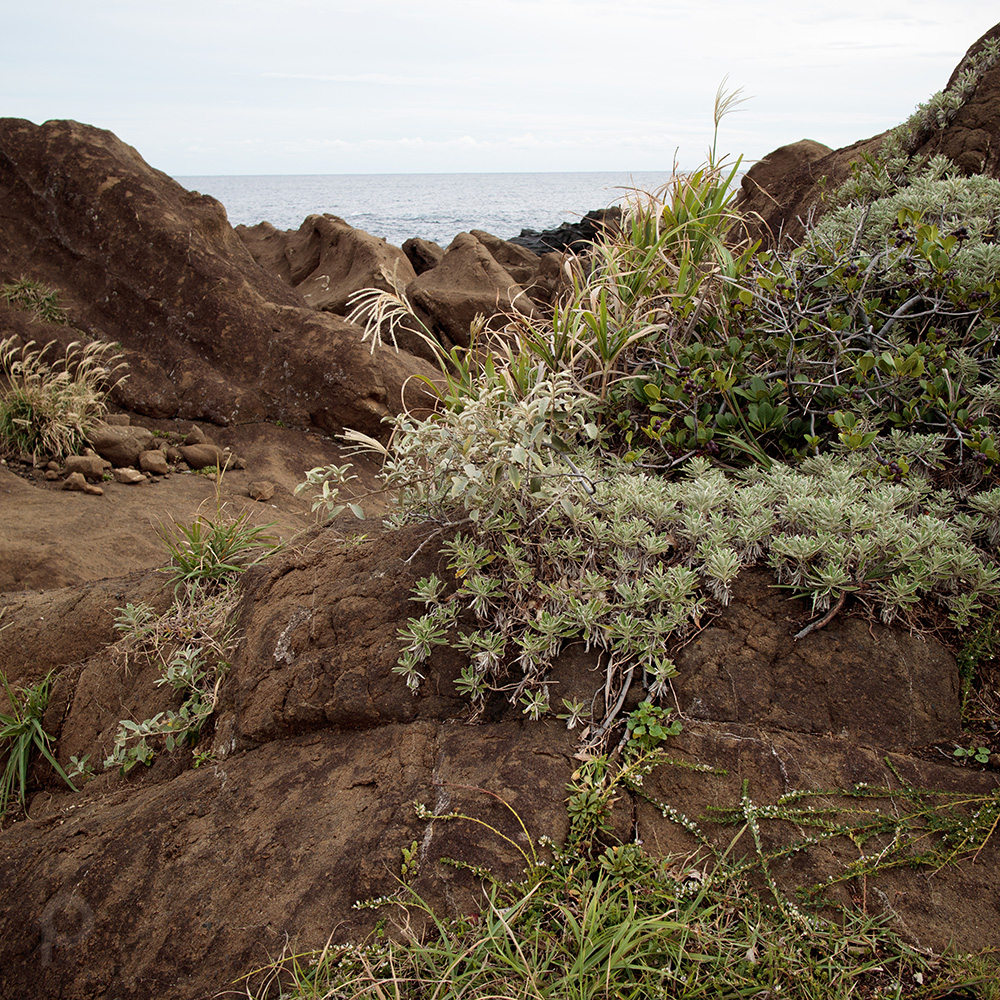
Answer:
0 118 435 437
508 207 622 255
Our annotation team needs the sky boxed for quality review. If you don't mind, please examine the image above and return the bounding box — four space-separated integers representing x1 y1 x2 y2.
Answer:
3 1 996 176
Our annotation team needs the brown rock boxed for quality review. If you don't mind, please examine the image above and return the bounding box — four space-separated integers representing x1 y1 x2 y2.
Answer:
0 118 438 438
672 569 960 749
407 232 540 348
240 213 417 315
248 480 274 501
138 450 169 475
470 229 541 285
86 423 154 468
177 443 227 470
216 524 466 746
183 424 207 445
737 138 833 239
64 454 110 481
109 352 180 419
402 236 445 275
112 467 145 484
60 471 103 495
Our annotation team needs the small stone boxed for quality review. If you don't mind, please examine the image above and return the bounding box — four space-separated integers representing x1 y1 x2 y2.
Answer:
46 460 60 472
65 454 111 481
178 444 227 470
102 414 132 426
139 449 170 475
87 423 154 467
113 467 146 484
62 472 103 495
45 470 60 480
248 480 275 501
184 424 207 445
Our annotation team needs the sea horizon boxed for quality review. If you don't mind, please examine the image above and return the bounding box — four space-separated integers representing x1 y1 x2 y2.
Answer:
174 170 675 248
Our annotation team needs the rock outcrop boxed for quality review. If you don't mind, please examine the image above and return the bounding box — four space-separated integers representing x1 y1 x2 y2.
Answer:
0 524 996 1000
508 207 622 255
736 22 1000 245
4 27 1000 996
0 119 435 437
238 213 417 313
406 231 541 348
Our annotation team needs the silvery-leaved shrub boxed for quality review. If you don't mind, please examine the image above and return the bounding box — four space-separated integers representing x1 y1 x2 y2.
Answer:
299 77 1000 733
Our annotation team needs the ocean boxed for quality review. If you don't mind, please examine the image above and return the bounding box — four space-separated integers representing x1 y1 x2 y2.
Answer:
173 171 672 249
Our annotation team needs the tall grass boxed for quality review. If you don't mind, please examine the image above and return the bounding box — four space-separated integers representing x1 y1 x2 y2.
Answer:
0 336 126 460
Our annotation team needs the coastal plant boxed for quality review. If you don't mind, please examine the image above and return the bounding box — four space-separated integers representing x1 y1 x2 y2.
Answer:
0 335 126 460
826 35 1000 210
1 670 77 820
0 276 68 324
617 199 1000 479
625 700 682 753
299 79 1000 733
379 441 998 730
158 510 278 596
953 744 991 765
105 587 239 775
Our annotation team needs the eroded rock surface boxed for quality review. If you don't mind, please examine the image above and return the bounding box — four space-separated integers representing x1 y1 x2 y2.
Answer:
1 520 995 1000
238 213 417 313
0 118 435 436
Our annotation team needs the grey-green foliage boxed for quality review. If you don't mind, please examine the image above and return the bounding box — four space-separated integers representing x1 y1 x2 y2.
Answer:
388 420 999 719
897 36 1000 149
105 593 236 774
810 161 1000 285
304 339 1000 720
829 36 1000 210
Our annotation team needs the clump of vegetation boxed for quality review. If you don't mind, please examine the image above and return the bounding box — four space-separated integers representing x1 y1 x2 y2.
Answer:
105 592 239 774
286 76 1000 997
300 78 1000 732
106 492 278 774
0 335 126 460
159 510 278 597
1 670 78 822
0 276 68 324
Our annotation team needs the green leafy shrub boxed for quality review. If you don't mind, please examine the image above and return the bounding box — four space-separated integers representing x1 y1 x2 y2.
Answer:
300 81 1000 738
617 198 1000 479
0 336 126 460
